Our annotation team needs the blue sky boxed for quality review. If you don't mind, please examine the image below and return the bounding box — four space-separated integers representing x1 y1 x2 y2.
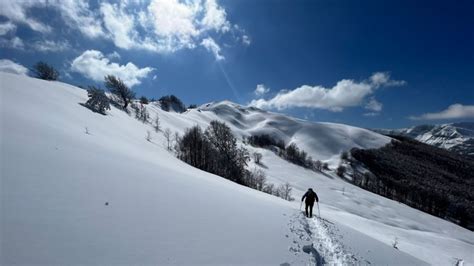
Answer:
1 0 473 128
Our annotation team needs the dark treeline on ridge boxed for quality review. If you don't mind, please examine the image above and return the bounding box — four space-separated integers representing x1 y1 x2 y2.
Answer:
351 136 474 230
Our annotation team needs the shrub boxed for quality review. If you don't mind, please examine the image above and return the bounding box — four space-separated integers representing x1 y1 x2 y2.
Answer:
336 165 346 177
84 86 110 114
32 61 59 80
104 75 135 109
159 95 186 113
140 96 149 105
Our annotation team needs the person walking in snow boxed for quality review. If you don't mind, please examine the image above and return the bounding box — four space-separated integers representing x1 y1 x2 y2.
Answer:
302 188 319 218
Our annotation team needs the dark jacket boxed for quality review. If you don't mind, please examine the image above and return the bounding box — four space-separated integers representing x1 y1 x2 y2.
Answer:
302 189 318 204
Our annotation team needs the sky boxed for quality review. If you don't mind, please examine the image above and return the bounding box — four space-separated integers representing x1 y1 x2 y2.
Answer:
0 0 473 129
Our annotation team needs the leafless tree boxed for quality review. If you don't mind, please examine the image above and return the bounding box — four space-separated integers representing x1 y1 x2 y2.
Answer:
153 116 161 132
164 128 172 150
146 131 152 142
253 152 263 164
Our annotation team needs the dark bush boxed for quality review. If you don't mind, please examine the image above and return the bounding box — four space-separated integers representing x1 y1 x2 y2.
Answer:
177 120 249 185
104 75 135 109
159 95 186 113
140 96 149 105
32 61 59 80
84 86 110 114
248 134 285 149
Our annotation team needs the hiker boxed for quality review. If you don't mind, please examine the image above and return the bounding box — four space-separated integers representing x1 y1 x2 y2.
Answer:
301 188 319 218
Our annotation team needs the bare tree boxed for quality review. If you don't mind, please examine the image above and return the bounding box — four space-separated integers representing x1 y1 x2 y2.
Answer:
277 182 294 201
136 104 149 123
322 162 329 170
164 128 172 150
314 160 322 171
146 131 152 142
153 115 161 132
173 131 180 151
336 165 346 177
253 152 263 164
341 151 349 160
263 183 275 195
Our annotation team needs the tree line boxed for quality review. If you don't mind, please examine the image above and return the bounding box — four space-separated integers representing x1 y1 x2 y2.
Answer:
176 121 294 201
247 134 328 172
350 136 474 230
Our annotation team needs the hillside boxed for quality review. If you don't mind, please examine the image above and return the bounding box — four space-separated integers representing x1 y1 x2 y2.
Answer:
1 72 473 265
373 123 474 158
351 136 474 230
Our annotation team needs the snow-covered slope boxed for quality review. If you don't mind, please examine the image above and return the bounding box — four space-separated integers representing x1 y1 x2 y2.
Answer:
1 72 473 265
373 123 474 157
199 100 391 166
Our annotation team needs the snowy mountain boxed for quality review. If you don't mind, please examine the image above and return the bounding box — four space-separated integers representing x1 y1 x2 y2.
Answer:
373 123 474 157
2 72 473 265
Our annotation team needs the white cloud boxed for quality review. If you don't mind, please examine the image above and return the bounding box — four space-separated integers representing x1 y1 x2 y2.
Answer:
71 50 154 87
363 112 379 117
254 84 270 96
365 97 383 112
0 59 28 75
370 72 406 87
0 36 25 49
0 0 104 37
100 2 137 50
409 104 474 120
55 0 105 38
32 40 71 52
242 35 251 46
201 37 224 60
201 0 230 32
107 51 121 60
250 72 405 112
0 0 51 33
0 0 248 59
0 21 16 35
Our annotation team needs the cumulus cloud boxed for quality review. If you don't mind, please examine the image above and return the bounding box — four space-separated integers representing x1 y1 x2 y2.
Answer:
32 40 71 52
201 37 224 60
0 0 51 33
201 0 230 32
0 21 16 35
71 50 154 87
365 97 383 112
0 0 103 37
55 0 105 38
250 72 405 112
0 0 247 59
370 72 406 87
100 2 138 50
254 84 270 96
409 104 474 120
0 59 29 75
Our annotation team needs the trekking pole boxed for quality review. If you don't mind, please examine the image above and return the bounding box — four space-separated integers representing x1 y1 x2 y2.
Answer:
299 201 303 211
317 202 321 218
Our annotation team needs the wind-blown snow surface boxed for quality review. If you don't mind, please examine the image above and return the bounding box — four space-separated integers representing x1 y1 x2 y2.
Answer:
1 72 472 265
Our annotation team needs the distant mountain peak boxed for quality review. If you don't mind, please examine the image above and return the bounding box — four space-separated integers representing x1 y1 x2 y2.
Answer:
372 122 474 157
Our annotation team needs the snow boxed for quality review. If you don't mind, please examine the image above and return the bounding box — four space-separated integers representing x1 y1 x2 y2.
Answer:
1 72 473 265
